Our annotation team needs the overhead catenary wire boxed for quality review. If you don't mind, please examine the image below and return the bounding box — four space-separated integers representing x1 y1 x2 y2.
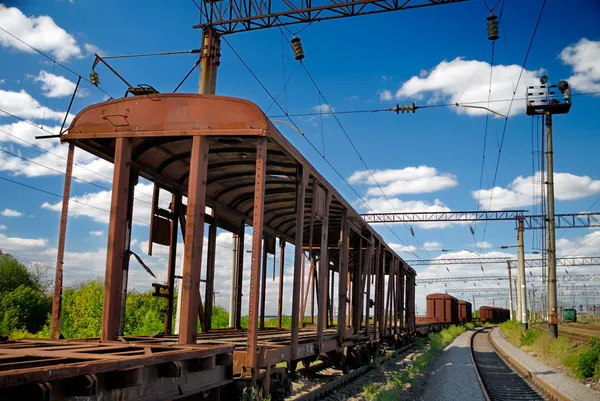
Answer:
478 0 547 250
218 34 419 257
0 26 114 99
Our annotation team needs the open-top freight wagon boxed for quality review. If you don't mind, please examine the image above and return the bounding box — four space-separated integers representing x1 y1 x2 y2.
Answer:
0 94 418 401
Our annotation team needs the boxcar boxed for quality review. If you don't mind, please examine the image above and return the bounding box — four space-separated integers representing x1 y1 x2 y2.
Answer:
426 294 459 325
479 306 509 323
458 300 472 323
563 308 577 322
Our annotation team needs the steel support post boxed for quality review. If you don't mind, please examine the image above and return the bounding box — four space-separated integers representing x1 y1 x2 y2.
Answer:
165 194 181 334
204 222 217 331
317 190 331 350
178 136 209 344
352 238 363 333
291 167 309 358
277 240 286 328
399 262 405 329
507 261 514 321
101 138 132 341
117 167 136 337
259 236 268 329
247 137 267 376
50 142 74 339
364 244 372 336
235 224 245 329
518 219 528 330
337 211 350 339
311 255 316 324
546 112 558 337
229 234 238 328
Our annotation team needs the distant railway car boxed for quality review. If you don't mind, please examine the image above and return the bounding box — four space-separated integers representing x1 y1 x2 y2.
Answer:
426 294 459 325
479 306 510 323
458 300 472 323
563 308 577 322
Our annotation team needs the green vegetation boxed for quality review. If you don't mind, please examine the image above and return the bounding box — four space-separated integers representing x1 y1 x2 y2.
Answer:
500 320 600 380
362 324 470 400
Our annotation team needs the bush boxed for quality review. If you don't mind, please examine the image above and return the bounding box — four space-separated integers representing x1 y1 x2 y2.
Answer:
0 284 51 333
574 337 599 379
500 320 522 346
520 328 542 346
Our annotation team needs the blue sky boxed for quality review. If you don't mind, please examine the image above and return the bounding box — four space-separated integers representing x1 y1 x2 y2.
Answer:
0 0 599 313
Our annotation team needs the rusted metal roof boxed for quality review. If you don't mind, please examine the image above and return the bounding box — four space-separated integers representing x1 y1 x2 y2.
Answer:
64 93 414 274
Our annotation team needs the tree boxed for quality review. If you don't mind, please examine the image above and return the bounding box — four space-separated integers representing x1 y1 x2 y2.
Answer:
0 253 37 294
0 285 51 333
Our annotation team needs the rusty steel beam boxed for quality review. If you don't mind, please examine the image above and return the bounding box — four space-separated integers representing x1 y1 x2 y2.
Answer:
291 167 309 359
259 236 268 329
317 190 332 350
247 136 267 376
165 193 181 335
277 240 285 328
204 221 217 331
364 242 372 336
235 223 245 329
337 211 350 338
179 136 209 344
51 142 75 339
101 138 133 341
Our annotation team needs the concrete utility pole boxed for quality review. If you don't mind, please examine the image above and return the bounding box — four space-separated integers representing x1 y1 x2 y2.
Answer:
517 219 528 329
546 112 558 337
507 262 514 320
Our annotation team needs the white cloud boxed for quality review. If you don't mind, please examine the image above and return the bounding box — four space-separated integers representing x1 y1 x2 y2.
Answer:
0 224 6 230
557 231 600 257
390 243 417 255
476 241 493 249
0 232 47 249
0 5 82 61
1 208 22 217
395 57 544 117
0 121 62 150
345 95 360 101
83 43 105 57
31 70 88 98
379 89 393 102
381 76 388 81
310 104 334 117
473 171 600 209
89 231 103 236
0 142 113 182
0 79 4 84
423 241 442 251
559 38 600 92
0 89 74 122
349 165 458 196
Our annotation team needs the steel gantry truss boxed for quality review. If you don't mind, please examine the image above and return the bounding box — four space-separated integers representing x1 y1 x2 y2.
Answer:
360 210 600 229
194 0 468 34
447 285 600 293
416 274 600 284
406 256 600 268
469 291 600 298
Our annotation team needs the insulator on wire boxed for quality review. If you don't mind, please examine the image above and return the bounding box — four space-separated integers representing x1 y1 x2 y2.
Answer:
89 71 100 86
469 226 475 236
392 103 416 114
291 36 305 60
410 226 415 236
487 12 499 41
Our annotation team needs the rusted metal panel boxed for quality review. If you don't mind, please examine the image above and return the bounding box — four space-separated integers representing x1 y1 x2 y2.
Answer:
51 142 74 339
102 138 133 341
179 136 209 344
247 136 267 374
291 167 309 358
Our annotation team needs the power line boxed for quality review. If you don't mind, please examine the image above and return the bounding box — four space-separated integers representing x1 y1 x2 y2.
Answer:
219 35 418 256
0 174 150 226
0 26 114 99
479 0 547 248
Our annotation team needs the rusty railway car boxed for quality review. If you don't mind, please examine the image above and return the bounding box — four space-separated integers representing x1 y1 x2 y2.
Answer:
0 94 417 400
458 300 472 323
426 293 459 325
479 306 510 323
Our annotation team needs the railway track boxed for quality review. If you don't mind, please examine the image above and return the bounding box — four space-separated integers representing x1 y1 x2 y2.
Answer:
532 322 598 345
471 327 546 401
287 344 417 401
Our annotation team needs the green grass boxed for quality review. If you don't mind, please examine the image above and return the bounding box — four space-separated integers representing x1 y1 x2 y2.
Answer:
500 321 600 380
